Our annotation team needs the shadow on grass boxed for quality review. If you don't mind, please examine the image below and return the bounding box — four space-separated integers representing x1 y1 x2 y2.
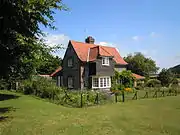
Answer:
0 116 9 122
0 93 20 101
0 107 16 122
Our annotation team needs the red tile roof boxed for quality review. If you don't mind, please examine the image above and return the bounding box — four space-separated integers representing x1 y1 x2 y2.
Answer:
132 73 145 80
70 40 127 65
89 46 99 61
50 66 62 77
99 46 113 57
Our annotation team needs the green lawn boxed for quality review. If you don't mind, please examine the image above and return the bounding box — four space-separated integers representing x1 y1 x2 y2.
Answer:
1 90 180 135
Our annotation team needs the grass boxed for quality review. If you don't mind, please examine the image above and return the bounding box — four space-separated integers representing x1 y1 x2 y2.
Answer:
1 90 180 135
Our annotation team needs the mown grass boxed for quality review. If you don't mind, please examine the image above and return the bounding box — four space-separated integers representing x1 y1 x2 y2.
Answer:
1 90 180 135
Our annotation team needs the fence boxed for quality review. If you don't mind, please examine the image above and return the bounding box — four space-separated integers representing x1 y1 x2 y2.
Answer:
56 87 180 108
115 88 179 103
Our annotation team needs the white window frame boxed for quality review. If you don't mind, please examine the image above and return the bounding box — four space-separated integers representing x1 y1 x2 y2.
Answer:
57 76 61 86
68 58 73 67
92 76 111 89
102 57 109 66
60 76 63 86
68 77 73 88
92 77 99 88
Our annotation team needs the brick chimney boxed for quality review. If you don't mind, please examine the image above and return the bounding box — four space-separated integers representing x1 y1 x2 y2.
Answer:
85 36 95 44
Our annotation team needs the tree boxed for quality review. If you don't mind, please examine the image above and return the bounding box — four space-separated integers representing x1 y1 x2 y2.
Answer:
158 68 174 87
36 55 62 75
0 0 67 81
124 52 159 77
111 70 135 91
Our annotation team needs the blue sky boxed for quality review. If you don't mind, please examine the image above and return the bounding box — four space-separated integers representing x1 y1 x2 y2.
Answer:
43 0 180 69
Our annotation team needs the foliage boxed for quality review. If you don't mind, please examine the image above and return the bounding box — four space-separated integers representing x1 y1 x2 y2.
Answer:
124 88 132 92
158 68 174 87
58 90 114 107
112 70 135 91
0 0 67 83
146 79 161 87
18 77 114 107
170 78 179 88
36 54 62 75
124 52 159 76
0 79 9 90
19 76 63 99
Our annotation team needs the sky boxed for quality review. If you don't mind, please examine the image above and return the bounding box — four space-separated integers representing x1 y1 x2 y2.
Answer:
43 0 180 69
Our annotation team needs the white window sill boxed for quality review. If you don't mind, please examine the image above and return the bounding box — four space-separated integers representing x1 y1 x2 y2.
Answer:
92 86 111 89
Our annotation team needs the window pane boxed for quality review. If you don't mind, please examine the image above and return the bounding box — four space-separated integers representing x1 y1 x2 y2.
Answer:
100 78 103 87
93 78 98 87
68 58 73 67
102 58 105 64
104 78 106 87
102 57 109 65
68 77 73 88
107 77 109 86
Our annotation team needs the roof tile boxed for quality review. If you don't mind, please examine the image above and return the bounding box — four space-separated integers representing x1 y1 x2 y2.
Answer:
70 40 127 65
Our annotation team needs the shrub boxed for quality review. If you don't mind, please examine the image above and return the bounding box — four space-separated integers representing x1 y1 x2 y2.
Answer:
22 80 33 94
158 68 174 87
19 76 63 99
146 79 161 87
170 78 179 88
0 79 9 90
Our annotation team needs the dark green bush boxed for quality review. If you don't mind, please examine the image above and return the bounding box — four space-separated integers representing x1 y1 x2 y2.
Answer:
0 79 9 90
171 78 179 87
23 80 33 94
19 76 63 99
146 79 161 87
18 77 114 108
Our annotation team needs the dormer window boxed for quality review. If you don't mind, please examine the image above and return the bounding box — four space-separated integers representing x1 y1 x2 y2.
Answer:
102 57 109 66
68 58 73 67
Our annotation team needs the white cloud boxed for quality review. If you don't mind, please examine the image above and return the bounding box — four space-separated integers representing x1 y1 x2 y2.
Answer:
97 41 117 47
132 36 141 41
45 34 70 47
44 33 70 58
150 32 160 38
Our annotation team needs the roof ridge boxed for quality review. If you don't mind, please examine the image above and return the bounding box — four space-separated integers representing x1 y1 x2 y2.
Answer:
70 40 116 49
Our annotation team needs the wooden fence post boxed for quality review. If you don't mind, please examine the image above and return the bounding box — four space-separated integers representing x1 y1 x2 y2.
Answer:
87 94 89 101
167 90 171 96
175 90 177 96
132 91 137 100
96 93 99 104
122 91 125 102
161 90 165 97
115 93 118 103
52 91 55 100
144 91 148 98
153 91 157 98
80 93 83 108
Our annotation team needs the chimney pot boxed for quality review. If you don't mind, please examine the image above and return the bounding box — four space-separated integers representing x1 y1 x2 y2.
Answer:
85 36 95 44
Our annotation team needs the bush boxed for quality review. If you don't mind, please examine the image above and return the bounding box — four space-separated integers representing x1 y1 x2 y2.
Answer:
57 90 114 107
0 79 9 90
19 76 63 99
170 78 179 88
146 79 161 87
22 80 33 94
